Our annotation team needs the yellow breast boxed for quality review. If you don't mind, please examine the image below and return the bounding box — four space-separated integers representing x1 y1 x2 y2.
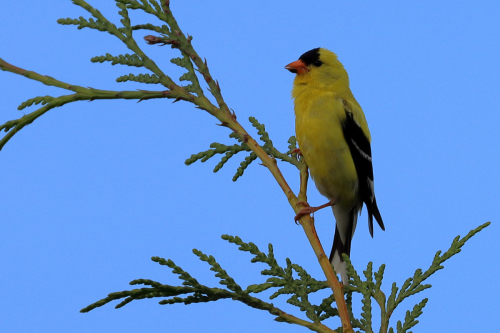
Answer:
294 87 359 208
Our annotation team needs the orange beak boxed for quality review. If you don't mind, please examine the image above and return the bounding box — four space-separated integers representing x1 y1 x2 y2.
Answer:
285 60 309 75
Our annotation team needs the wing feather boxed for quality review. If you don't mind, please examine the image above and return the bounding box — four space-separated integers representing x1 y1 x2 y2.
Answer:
341 107 385 236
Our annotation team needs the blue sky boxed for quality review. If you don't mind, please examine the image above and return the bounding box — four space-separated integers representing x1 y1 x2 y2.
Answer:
1 1 499 332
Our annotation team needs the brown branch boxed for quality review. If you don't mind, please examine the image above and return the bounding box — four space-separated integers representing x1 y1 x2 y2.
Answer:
297 163 353 332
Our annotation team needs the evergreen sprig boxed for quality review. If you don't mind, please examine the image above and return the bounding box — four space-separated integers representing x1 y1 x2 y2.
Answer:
57 0 204 95
91 53 144 67
17 96 55 111
113 0 204 96
116 2 132 36
249 117 300 167
81 222 489 333
81 234 337 330
130 23 170 34
394 298 428 333
2 0 250 152
116 0 168 23
167 37 204 96
341 221 490 333
193 249 243 293
1 0 220 150
57 16 108 32
116 73 161 84
186 117 300 181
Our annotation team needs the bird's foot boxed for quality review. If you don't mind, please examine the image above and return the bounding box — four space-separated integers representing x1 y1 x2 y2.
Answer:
294 200 335 224
290 148 302 158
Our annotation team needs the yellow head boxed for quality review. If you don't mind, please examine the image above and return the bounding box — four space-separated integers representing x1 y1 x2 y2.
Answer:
285 48 350 90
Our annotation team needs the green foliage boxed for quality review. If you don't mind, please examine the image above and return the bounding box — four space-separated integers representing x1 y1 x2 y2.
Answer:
116 0 168 22
81 233 333 325
171 56 204 96
116 73 161 84
57 16 108 32
0 0 216 150
193 248 243 292
62 0 202 94
130 23 170 34
59 0 198 91
394 298 428 333
91 53 144 67
17 96 55 111
186 117 300 181
224 234 334 323
82 223 489 333
342 221 490 333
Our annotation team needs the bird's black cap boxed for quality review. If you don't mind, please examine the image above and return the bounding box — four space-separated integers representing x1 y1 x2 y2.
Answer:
299 48 323 67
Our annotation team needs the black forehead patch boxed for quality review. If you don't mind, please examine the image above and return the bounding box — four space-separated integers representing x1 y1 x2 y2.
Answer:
299 48 322 67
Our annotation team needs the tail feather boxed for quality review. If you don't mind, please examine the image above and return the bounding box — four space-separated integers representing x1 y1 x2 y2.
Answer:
367 197 385 237
329 208 356 285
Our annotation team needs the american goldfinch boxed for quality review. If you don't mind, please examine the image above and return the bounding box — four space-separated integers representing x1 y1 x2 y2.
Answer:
285 48 385 284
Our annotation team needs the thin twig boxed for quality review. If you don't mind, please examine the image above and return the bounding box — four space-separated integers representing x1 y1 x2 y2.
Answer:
296 163 353 332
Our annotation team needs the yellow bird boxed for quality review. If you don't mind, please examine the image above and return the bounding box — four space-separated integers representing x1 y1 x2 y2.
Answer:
285 48 385 284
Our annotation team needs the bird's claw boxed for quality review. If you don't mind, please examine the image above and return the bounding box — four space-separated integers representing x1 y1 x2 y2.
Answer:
294 206 314 224
294 200 335 224
290 148 303 158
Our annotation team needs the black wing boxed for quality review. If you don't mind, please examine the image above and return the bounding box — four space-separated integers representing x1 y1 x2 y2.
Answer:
341 109 385 236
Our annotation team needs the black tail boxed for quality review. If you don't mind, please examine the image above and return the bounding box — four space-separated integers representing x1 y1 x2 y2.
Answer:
329 208 356 284
329 223 353 262
367 197 385 237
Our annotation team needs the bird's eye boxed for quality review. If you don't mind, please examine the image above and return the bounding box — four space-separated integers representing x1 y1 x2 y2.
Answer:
313 60 323 67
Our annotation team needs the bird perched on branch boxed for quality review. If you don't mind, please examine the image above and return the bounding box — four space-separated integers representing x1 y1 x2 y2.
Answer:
285 48 385 284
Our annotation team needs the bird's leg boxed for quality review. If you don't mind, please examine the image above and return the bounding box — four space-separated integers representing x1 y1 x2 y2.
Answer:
294 199 336 224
